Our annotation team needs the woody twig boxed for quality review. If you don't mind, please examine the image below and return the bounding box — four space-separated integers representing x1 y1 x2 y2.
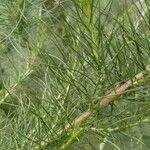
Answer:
70 65 150 127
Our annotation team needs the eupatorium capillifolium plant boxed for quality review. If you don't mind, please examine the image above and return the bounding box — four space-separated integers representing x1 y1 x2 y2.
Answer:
0 0 150 149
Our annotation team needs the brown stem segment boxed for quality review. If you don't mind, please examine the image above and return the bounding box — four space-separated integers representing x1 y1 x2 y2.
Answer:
72 66 150 127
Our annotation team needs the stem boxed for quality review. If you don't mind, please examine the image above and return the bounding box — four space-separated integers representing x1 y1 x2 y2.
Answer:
34 65 150 149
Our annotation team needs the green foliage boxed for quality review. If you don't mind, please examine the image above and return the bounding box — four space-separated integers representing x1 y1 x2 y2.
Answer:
0 0 150 149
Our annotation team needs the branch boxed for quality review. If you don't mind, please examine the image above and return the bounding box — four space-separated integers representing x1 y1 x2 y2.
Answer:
71 65 150 126
35 65 150 149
